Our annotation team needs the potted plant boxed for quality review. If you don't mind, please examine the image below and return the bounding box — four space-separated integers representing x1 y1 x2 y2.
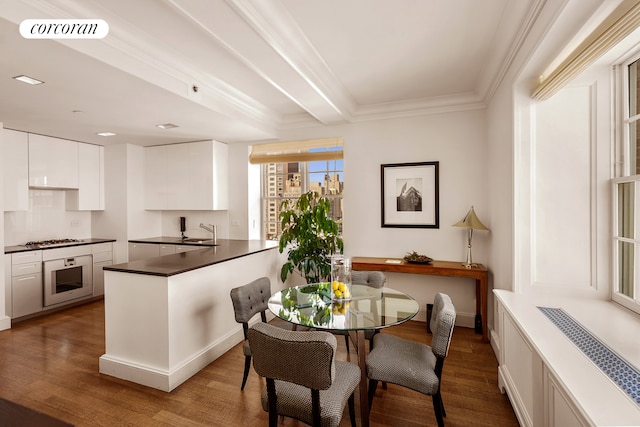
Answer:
278 190 344 284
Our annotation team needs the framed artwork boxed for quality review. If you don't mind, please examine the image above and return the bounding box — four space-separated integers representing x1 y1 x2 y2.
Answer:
380 161 439 228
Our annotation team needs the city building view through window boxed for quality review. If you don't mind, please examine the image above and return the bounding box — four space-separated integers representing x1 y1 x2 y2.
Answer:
262 158 344 241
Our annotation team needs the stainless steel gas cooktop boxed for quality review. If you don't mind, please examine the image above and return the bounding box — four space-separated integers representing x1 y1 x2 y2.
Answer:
23 239 84 248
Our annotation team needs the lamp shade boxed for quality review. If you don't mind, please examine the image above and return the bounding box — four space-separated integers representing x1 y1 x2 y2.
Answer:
452 206 489 231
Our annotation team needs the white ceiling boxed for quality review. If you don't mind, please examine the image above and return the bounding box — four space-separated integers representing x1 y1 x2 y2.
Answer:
0 0 539 146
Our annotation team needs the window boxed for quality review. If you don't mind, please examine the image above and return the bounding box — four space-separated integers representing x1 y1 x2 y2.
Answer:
261 159 344 241
613 54 640 313
251 138 344 241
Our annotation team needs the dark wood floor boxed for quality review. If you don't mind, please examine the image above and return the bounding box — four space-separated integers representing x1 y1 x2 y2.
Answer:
0 300 518 426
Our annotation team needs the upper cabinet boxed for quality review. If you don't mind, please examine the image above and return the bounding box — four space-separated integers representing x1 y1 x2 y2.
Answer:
144 140 228 210
28 134 79 189
2 129 29 211
2 130 104 211
66 143 104 211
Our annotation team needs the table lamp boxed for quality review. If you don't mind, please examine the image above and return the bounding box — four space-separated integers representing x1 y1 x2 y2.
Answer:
453 206 489 268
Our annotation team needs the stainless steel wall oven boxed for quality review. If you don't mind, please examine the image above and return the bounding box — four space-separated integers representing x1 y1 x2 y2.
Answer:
43 255 93 307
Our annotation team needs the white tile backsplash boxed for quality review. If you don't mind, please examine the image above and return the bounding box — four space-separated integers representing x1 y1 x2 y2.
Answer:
4 189 91 245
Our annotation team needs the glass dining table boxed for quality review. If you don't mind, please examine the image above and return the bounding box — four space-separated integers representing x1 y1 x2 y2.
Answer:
268 283 420 427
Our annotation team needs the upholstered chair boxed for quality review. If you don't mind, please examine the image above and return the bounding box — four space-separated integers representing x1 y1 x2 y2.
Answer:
366 292 456 427
248 322 360 427
229 277 287 390
351 270 387 289
337 270 387 352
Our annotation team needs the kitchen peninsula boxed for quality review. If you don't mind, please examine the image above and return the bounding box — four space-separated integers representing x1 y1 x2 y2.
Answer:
99 239 281 392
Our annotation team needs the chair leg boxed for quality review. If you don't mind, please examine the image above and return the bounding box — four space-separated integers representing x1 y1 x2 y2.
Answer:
267 379 279 427
344 334 350 353
348 393 356 427
241 355 251 390
441 393 446 417
367 379 378 411
433 392 445 427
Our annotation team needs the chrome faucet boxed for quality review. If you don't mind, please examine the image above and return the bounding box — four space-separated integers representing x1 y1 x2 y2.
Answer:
199 223 216 244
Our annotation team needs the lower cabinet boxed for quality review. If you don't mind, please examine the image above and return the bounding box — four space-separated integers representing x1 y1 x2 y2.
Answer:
92 243 113 296
6 243 113 319
12 273 43 318
176 245 200 253
129 242 201 261
10 250 43 318
129 243 160 261
93 261 112 296
159 245 176 256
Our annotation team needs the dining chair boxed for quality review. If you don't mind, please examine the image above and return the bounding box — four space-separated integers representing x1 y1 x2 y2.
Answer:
229 276 290 390
337 270 387 353
248 322 360 427
366 292 456 427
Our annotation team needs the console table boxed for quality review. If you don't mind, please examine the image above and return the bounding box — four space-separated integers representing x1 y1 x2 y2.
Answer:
351 257 489 342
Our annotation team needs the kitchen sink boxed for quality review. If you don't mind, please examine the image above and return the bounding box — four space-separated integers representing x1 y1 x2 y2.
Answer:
181 238 216 244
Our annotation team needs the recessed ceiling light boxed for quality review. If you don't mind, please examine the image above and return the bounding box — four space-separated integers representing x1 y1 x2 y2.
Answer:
156 123 178 130
13 75 44 85
97 132 116 137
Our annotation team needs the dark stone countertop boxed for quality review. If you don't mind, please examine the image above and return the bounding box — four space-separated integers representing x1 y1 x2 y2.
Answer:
105 239 278 277
4 238 116 254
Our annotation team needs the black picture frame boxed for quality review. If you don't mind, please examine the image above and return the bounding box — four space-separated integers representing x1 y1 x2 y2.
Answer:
381 161 439 228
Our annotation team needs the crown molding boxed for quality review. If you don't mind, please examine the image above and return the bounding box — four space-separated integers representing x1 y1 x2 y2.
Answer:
481 0 548 104
278 92 487 130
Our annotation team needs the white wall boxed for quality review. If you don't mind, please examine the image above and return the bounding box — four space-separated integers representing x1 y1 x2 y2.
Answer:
485 0 612 343
525 82 610 298
91 144 127 263
0 122 8 330
92 144 163 263
125 144 162 241
508 3 613 300
227 143 255 240
246 110 490 327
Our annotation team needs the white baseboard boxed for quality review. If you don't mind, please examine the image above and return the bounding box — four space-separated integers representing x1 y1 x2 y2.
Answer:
0 315 10 331
413 306 476 329
490 328 500 359
100 327 245 392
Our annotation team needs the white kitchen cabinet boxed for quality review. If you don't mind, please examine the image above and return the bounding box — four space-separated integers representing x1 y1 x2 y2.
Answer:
10 250 43 318
128 243 160 261
144 140 228 210
4 255 11 318
128 242 202 261
159 245 176 256
175 245 200 253
92 243 113 296
28 133 79 189
67 143 105 211
2 129 29 211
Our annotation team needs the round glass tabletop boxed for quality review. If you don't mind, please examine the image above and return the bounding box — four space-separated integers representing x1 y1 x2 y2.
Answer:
268 283 420 331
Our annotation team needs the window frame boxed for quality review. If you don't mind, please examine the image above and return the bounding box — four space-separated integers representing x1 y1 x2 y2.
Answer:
612 50 640 313
261 158 344 241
